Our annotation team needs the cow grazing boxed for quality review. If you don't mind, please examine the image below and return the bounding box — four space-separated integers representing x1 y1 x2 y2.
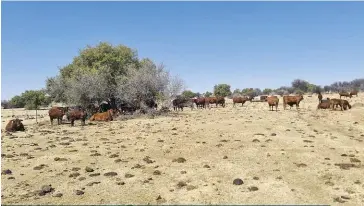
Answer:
67 108 87 126
339 92 352 99
89 109 114 121
350 90 358 97
232 97 248 107
283 95 304 110
329 98 345 111
317 102 331 110
216 97 225 107
267 96 279 112
342 99 352 110
205 97 225 108
48 107 67 125
5 119 25 132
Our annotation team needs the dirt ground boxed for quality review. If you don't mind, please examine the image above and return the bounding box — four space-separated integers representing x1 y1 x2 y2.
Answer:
1 94 364 205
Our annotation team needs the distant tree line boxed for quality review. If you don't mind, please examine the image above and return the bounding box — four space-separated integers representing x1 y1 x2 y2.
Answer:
2 41 363 110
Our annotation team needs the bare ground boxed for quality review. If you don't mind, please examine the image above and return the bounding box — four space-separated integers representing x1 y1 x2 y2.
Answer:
1 94 364 205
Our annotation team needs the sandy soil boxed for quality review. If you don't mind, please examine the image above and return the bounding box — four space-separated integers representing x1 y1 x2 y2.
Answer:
1 94 364 205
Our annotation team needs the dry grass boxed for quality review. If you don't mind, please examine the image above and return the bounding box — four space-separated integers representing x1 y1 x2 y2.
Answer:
1 94 364 205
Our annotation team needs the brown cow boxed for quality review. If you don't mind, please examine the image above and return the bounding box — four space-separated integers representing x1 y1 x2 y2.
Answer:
193 97 206 109
342 99 352 110
267 96 279 112
48 107 67 125
317 102 331 110
232 97 248 107
5 119 25 132
67 108 87 126
89 109 114 121
339 92 352 99
350 90 358 97
330 98 344 111
216 97 225 107
283 95 304 110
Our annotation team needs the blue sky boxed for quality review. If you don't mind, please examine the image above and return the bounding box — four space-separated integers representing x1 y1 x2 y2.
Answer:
2 2 364 100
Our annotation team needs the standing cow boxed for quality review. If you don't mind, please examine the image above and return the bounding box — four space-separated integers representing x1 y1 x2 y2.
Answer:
232 97 248 107
267 96 279 112
283 95 304 110
48 107 67 125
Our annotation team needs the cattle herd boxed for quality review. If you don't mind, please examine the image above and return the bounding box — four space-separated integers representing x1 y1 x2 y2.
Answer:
4 90 360 133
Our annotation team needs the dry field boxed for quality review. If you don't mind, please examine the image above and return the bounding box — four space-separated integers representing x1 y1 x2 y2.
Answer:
1 94 364 205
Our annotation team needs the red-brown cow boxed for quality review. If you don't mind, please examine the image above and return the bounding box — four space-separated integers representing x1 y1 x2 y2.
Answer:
317 102 331 110
193 97 206 109
232 97 248 107
283 95 304 110
267 96 279 112
5 118 25 132
339 92 352 99
67 108 87 126
350 90 358 97
48 107 67 125
89 109 115 121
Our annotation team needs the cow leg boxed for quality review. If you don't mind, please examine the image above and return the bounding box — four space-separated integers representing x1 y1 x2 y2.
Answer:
50 117 53 125
71 119 75 127
275 104 278 112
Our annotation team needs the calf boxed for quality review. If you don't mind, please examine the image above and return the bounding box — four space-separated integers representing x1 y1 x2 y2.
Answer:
67 108 87 126
267 96 279 111
339 92 352 99
89 109 114 121
283 95 304 110
48 107 67 125
5 118 25 132
232 97 248 107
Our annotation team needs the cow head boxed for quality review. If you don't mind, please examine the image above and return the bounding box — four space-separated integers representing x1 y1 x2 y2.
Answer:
298 95 304 101
13 119 25 131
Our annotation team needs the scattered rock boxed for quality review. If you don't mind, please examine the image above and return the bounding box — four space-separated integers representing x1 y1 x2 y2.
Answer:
233 178 244 185
252 139 260 143
54 157 67 161
85 167 94 172
186 185 197 191
223 156 228 159
69 172 80 178
86 181 101 186
89 173 100 177
125 173 134 178
271 133 277 136
177 181 187 188
78 177 86 181
104 172 118 177
53 193 63 197
248 186 259 191
38 185 54 196
333 197 346 203
153 170 161 175
203 165 210 168
75 190 84 195
2 169 12 175
172 157 186 163
253 176 259 180
143 156 155 164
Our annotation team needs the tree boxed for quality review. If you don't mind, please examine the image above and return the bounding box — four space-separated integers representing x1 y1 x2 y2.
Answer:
9 95 26 108
204 91 213 97
213 84 232 97
21 90 48 110
182 90 197 98
1 100 11 109
323 85 331 92
263 88 273 95
233 89 241 94
291 79 309 92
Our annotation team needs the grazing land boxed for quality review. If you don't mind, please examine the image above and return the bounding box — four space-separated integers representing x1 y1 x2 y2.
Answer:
1 94 364 205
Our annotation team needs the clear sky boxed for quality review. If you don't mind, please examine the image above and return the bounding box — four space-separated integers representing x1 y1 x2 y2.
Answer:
2 2 364 100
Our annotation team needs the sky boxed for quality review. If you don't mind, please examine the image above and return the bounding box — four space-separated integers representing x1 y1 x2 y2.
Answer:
2 2 364 100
